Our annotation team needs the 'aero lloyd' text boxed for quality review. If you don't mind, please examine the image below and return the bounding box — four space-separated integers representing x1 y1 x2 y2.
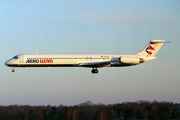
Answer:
26 59 53 63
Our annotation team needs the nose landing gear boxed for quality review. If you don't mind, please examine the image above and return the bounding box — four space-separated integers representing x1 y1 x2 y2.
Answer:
91 67 98 74
12 67 15 72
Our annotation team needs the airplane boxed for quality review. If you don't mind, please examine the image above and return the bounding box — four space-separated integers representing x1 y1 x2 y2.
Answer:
5 40 170 74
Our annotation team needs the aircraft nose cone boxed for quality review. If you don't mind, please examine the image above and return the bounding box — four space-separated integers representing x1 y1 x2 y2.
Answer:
4 60 11 66
4 61 8 66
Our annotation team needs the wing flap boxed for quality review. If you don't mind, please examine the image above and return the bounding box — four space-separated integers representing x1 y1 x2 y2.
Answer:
78 60 118 67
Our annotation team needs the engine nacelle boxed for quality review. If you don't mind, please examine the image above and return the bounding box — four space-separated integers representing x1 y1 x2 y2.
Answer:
119 57 144 64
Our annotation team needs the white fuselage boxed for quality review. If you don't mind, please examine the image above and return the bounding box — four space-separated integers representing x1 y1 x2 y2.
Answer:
5 53 154 68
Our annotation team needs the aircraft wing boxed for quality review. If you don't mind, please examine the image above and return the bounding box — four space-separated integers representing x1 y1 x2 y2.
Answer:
78 60 118 67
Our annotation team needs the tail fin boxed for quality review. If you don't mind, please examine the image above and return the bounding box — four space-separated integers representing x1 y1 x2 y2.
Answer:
137 40 169 57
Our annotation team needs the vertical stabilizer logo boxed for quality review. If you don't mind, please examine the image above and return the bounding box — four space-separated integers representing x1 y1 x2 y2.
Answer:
145 45 155 55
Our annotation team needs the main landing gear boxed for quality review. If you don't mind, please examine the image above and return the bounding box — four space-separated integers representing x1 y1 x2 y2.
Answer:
91 67 98 74
12 67 15 72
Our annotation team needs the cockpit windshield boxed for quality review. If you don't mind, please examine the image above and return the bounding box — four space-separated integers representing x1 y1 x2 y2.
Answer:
12 55 19 59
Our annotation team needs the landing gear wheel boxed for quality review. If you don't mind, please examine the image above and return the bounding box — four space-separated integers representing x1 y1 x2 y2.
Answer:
12 67 15 72
91 68 98 74
94 69 98 73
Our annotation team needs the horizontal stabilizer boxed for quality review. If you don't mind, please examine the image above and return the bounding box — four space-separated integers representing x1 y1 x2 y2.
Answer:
150 40 171 44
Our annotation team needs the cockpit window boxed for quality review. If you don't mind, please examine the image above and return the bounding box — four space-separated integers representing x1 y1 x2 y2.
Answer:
12 55 19 59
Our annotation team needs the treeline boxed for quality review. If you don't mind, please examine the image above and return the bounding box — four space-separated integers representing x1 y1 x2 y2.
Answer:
0 100 180 120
